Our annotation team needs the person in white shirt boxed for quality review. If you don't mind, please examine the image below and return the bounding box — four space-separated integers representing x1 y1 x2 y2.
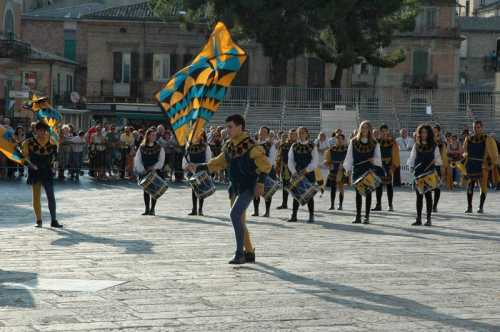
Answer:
252 126 277 217
406 124 442 226
182 132 212 216
134 128 165 216
343 121 382 224
287 127 319 223
70 131 86 180
396 128 415 152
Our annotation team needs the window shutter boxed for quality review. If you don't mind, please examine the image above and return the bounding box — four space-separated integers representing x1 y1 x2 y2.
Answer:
113 52 122 83
131 52 140 82
412 49 429 77
144 53 153 81
170 53 177 74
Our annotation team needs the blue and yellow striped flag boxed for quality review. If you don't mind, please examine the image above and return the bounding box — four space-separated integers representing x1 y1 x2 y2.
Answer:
155 22 247 146
24 95 62 144
0 127 23 164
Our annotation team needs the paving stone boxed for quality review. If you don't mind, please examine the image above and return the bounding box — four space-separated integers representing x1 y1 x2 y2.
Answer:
1 178 500 331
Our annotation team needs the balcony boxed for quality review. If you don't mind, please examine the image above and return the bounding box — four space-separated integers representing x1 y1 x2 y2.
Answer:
87 80 152 104
0 35 31 60
402 74 438 90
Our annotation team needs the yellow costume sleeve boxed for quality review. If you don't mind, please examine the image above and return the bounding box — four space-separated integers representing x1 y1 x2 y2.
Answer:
21 140 31 161
486 137 499 167
324 149 332 167
440 145 449 168
207 152 228 173
250 145 272 178
391 143 400 168
275 146 282 172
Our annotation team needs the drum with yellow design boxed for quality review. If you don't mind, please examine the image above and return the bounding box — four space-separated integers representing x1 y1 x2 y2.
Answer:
415 170 439 195
353 170 382 196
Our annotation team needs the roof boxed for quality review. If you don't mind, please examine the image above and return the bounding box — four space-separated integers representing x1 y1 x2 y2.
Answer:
458 16 500 32
30 47 78 65
23 2 107 20
82 2 164 21
476 0 500 11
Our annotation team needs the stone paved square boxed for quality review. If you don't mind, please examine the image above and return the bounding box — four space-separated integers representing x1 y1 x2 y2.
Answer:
1 179 500 331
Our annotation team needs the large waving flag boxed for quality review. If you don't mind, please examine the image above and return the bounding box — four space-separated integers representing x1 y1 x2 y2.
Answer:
24 95 62 144
155 22 247 146
0 127 23 164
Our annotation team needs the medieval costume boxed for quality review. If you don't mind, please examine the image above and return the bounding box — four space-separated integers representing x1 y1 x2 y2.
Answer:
407 141 442 226
134 142 165 216
22 131 62 228
275 139 293 209
287 140 319 223
196 131 271 264
463 133 499 213
252 139 277 217
183 142 212 216
373 137 400 211
343 138 382 224
433 137 448 212
324 143 347 210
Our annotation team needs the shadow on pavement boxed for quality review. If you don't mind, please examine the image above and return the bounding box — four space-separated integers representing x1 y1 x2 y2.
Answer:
0 270 37 308
49 228 154 254
243 262 500 332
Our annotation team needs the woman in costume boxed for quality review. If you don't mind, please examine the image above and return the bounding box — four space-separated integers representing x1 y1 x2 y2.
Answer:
134 127 165 216
183 131 212 216
21 121 62 228
407 124 442 226
288 127 319 223
324 133 347 210
343 121 383 224
252 126 277 218
275 129 297 210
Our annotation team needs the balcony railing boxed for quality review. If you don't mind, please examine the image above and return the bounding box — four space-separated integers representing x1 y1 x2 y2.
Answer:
86 80 148 103
402 74 438 90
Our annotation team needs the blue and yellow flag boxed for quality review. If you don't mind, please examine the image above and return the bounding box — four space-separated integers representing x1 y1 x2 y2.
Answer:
0 127 23 164
24 95 62 144
155 22 247 146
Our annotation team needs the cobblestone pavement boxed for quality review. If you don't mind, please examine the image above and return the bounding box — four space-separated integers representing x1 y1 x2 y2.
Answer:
1 178 500 331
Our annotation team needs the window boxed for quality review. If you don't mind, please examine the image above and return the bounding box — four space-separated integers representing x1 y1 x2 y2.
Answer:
64 29 76 61
460 36 468 58
153 54 170 81
425 7 438 29
466 1 470 16
412 49 429 77
66 74 73 93
4 9 15 36
113 52 131 84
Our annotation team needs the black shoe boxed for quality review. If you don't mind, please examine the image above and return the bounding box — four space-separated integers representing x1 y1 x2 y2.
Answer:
412 219 422 226
337 205 343 211
363 216 370 224
35 220 42 228
244 251 256 263
51 220 63 228
287 215 298 222
252 212 259 217
328 205 335 210
307 215 315 223
148 209 155 216
388 206 394 212
477 208 484 214
198 210 204 216
432 207 438 213
371 206 381 212
229 255 246 265
352 216 362 224
188 210 197 216
276 205 287 210
141 211 150 216
465 208 472 213
263 212 270 218
425 220 432 227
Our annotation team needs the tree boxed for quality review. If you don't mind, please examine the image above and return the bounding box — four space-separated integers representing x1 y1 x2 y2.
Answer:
312 0 420 87
150 0 322 86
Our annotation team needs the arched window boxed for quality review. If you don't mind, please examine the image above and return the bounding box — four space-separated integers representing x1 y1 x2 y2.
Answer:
4 9 15 36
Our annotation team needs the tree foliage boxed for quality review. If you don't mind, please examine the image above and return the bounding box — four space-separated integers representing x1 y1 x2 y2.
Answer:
150 0 420 87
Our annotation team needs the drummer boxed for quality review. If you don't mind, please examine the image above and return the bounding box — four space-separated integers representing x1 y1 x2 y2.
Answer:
275 129 297 210
185 114 271 264
134 127 165 216
407 124 442 226
182 131 212 216
252 126 277 218
288 127 319 223
343 121 383 224
324 133 348 211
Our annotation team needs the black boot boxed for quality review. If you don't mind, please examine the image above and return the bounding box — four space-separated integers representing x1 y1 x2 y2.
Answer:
35 220 42 228
229 253 246 264
425 216 432 227
198 199 204 216
352 215 362 224
277 190 288 209
149 199 157 216
51 220 63 228
338 193 344 210
288 212 298 222
263 200 271 217
308 214 314 223
478 193 486 213
244 250 256 263
252 198 259 216
329 188 336 210
363 215 370 224
143 192 150 215
412 217 422 226
188 209 197 216
432 189 440 213
372 187 382 211
465 192 473 213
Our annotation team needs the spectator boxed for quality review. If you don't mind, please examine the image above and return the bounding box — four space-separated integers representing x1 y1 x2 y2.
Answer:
91 125 107 179
13 126 26 178
70 131 86 181
58 125 73 180
395 128 415 152
105 125 120 176
119 126 135 179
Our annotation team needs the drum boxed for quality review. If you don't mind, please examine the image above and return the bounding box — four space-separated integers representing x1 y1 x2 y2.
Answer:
138 172 168 200
286 174 319 206
263 176 281 201
353 170 382 196
415 170 439 194
189 171 216 199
